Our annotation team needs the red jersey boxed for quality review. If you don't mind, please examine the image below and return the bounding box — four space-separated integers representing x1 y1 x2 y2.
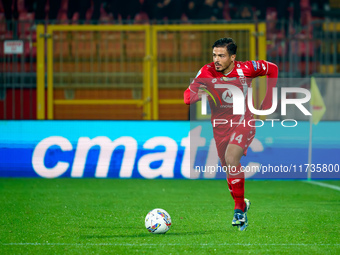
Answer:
185 60 278 141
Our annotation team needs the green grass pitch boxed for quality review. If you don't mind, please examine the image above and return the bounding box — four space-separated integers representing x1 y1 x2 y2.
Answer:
0 179 339 254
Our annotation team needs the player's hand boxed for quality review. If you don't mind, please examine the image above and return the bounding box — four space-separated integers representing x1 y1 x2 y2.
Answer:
198 85 208 99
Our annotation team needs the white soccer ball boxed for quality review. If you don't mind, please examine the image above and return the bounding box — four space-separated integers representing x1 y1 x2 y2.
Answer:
145 208 172 234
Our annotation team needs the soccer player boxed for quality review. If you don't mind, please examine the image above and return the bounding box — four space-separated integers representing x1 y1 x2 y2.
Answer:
183 38 278 231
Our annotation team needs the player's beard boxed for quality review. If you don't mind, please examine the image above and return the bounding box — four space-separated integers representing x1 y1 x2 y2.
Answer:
215 61 233 73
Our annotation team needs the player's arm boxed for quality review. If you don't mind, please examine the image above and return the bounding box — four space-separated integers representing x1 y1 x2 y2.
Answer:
184 67 211 105
250 60 278 110
183 85 207 105
262 61 278 110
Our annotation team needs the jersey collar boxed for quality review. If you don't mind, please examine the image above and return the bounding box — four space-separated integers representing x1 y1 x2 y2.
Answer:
223 62 236 76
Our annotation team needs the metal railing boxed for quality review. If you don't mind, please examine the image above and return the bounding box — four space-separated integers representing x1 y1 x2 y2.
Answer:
151 23 265 120
1 20 340 120
0 21 37 119
41 25 152 120
266 20 340 78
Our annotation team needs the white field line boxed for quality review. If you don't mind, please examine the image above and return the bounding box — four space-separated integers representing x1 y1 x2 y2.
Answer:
304 181 340 191
1 243 340 246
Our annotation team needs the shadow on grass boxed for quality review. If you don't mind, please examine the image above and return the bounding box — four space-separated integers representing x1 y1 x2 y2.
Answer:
81 230 213 239
84 225 123 229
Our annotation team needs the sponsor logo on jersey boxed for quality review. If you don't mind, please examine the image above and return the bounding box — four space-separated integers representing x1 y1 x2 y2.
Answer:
220 104 233 108
252 60 257 71
221 77 236 81
222 89 233 104
236 69 245 76
212 78 217 83
237 69 247 86
239 77 247 86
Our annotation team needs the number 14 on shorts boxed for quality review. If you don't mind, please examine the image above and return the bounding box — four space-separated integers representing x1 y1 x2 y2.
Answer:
231 133 243 143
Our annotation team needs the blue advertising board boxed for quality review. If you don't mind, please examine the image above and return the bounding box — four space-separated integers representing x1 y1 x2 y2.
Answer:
0 121 339 179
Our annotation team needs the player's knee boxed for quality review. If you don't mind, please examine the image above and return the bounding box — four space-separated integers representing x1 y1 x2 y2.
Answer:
225 155 240 168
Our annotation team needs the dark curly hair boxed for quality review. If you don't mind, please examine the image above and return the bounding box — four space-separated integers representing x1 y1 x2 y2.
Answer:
212 38 237 56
